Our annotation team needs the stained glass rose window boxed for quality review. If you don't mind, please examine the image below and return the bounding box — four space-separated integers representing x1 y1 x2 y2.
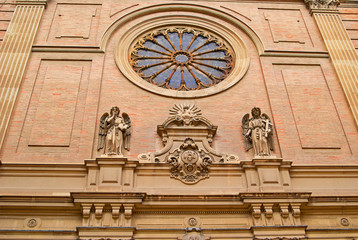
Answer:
130 28 234 91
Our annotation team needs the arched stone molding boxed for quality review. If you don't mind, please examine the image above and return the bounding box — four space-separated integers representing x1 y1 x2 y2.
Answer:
116 17 249 98
98 3 265 98
99 3 264 54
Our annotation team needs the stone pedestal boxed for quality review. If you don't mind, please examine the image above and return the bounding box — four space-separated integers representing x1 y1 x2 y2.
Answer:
242 158 292 192
85 156 139 191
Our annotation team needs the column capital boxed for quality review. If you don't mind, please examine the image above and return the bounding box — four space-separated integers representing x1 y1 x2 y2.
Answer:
305 0 340 14
16 0 47 7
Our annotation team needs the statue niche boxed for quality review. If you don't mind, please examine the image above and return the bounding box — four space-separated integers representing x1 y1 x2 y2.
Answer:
97 106 131 156
242 107 274 157
138 104 239 184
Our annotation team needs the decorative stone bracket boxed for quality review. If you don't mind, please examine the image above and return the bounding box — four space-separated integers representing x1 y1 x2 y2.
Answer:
250 202 304 227
241 193 310 240
138 104 239 184
241 192 310 227
72 192 144 240
73 193 144 227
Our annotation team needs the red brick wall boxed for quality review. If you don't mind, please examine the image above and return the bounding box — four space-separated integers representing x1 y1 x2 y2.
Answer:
1 0 357 165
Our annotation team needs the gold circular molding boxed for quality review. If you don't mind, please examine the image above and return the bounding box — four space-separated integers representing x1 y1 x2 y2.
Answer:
115 15 250 98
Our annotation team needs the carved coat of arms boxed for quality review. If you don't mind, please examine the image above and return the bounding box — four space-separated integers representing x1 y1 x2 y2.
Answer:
167 138 213 184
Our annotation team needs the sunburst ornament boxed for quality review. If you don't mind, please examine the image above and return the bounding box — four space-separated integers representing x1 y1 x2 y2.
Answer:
169 104 202 126
130 27 234 91
169 104 201 116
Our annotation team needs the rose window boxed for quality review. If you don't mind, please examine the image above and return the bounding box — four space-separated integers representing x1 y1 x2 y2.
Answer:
130 28 234 91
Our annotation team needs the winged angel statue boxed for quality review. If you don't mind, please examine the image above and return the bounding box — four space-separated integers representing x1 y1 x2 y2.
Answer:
242 107 274 157
97 106 131 156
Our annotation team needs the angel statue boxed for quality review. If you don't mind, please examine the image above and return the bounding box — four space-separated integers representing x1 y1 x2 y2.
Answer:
97 106 131 156
242 107 274 157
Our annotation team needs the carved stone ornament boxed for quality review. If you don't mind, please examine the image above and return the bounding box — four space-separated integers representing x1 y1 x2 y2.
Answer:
305 0 340 11
168 138 213 183
25 217 41 229
188 217 198 227
340 217 350 226
97 106 132 156
138 104 239 184
242 107 274 157
27 218 37 228
178 228 210 240
184 216 201 228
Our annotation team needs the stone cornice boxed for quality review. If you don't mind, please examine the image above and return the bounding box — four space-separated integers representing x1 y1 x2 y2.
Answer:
71 192 146 204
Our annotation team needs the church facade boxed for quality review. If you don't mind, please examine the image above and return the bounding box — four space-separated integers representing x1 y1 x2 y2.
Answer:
1 0 358 239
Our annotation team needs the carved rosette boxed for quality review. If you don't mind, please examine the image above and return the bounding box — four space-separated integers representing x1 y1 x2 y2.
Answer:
138 104 239 184
167 138 213 184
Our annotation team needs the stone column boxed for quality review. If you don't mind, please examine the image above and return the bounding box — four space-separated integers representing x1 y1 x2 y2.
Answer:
0 0 46 150
305 0 358 127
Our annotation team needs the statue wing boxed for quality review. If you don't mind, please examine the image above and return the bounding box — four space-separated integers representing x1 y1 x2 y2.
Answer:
97 112 109 151
122 112 132 151
262 113 274 151
242 113 252 151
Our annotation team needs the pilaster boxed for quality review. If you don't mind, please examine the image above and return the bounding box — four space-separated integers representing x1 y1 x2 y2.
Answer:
305 0 358 127
0 0 46 150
